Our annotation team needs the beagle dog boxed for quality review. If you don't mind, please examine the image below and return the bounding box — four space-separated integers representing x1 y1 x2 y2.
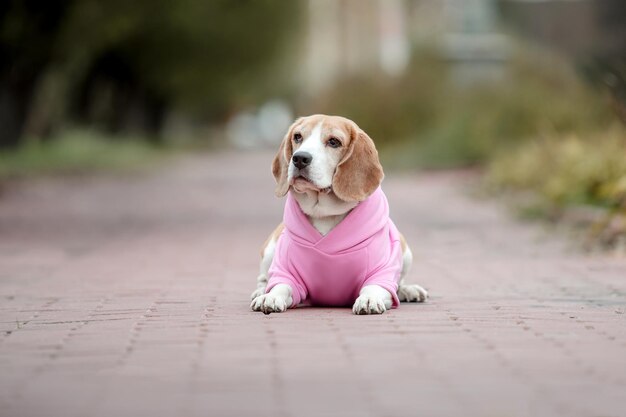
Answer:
251 114 428 315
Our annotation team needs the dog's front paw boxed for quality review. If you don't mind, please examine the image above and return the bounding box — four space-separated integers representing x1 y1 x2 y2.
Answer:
250 293 288 314
250 287 265 301
352 294 387 315
398 284 429 303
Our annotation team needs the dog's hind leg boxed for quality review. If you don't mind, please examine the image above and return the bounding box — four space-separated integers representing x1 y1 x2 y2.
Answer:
251 224 283 300
397 238 428 302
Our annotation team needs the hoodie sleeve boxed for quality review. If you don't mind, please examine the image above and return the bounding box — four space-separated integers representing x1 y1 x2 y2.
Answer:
361 233 402 308
265 234 307 307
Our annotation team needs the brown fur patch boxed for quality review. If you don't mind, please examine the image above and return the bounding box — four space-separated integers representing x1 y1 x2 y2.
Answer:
399 233 408 253
259 223 285 258
332 125 384 202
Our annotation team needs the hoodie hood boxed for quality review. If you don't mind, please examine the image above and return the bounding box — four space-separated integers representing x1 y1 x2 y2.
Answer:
283 187 389 254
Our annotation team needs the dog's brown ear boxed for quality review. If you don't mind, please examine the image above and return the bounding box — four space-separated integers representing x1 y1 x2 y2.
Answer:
271 121 297 197
332 127 384 202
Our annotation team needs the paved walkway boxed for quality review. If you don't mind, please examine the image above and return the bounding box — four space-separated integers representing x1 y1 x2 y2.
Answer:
0 150 625 417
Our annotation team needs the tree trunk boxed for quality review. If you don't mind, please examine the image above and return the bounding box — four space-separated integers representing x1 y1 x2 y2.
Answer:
0 82 34 148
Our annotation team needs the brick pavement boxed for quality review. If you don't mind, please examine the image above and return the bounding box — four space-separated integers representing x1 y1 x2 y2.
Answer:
0 150 625 417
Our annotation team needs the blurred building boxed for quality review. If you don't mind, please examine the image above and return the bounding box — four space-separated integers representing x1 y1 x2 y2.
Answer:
302 0 411 94
299 0 624 93
441 0 508 86
300 0 508 93
500 0 602 59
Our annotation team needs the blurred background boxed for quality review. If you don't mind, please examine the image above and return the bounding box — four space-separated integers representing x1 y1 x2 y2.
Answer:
1 0 625 246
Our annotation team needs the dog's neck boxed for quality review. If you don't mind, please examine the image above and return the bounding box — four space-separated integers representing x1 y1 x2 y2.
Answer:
291 189 358 236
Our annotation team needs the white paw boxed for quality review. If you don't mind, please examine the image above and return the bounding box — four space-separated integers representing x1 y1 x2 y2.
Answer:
398 284 429 303
352 294 387 315
250 287 266 301
250 293 288 314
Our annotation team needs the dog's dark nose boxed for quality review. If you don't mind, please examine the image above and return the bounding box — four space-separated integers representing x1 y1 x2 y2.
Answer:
292 152 312 169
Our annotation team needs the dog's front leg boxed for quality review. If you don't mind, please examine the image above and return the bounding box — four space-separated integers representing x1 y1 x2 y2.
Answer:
352 285 392 315
250 284 293 314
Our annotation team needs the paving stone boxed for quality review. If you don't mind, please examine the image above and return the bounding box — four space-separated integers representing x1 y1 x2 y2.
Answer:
0 150 625 417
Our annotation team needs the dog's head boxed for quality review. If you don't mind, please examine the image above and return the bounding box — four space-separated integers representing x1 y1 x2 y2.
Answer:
272 115 384 202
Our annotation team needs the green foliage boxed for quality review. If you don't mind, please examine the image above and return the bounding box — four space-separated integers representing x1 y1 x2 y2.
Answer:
0 0 302 146
485 127 626 249
0 131 172 178
59 0 301 113
486 128 626 208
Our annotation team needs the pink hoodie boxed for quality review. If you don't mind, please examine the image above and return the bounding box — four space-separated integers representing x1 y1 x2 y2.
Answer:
266 187 402 308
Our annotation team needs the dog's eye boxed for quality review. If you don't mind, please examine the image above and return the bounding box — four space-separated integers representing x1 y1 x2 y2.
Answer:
293 133 303 144
327 138 342 148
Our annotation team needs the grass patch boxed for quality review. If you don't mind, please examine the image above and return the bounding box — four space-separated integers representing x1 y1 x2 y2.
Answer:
0 130 176 179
